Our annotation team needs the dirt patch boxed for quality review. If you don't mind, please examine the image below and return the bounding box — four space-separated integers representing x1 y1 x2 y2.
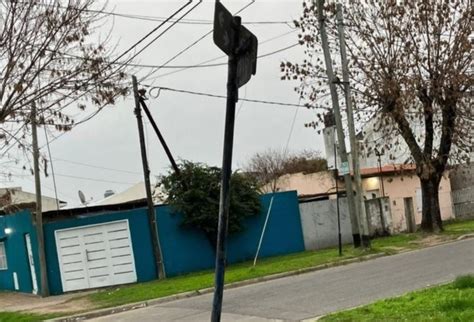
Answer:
28 297 96 314
0 292 97 315
411 235 450 247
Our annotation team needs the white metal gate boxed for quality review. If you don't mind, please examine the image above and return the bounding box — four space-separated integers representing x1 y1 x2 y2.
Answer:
55 220 137 292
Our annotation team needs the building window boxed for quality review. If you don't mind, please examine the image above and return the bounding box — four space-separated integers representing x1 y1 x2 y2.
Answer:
0 242 7 270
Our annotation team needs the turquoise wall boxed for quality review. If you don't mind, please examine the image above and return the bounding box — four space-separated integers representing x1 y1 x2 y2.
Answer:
158 191 305 276
228 191 304 263
4 190 304 295
0 211 40 294
44 208 156 295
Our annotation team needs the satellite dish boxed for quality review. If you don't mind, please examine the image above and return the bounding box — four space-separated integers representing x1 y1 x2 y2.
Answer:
78 190 86 205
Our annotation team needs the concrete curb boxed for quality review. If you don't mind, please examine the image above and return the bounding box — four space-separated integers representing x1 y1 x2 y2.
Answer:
457 233 474 240
48 235 474 321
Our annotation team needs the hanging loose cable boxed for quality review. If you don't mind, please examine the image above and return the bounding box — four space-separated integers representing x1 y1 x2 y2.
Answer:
42 125 60 211
145 85 305 108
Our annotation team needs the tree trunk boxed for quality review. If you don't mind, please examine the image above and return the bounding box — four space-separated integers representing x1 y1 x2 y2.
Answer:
419 177 443 232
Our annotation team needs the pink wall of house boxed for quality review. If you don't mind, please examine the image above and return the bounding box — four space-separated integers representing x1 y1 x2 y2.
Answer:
270 169 454 233
363 172 454 232
269 171 336 196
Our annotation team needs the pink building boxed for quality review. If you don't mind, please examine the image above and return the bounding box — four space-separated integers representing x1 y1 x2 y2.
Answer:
270 165 454 233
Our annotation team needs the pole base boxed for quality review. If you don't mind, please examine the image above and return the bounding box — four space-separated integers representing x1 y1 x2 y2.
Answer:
361 235 371 248
352 234 361 248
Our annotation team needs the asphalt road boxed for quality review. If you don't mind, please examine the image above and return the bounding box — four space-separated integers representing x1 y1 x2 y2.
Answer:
93 238 474 322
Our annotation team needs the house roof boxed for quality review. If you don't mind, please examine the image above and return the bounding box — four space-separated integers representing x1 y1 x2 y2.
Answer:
92 182 147 206
359 164 417 177
42 182 165 222
42 198 149 222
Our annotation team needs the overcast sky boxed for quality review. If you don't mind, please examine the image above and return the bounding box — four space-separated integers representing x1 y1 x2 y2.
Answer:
2 0 326 207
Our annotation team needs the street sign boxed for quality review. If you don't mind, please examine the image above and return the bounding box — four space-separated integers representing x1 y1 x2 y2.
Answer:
213 1 258 88
340 161 350 175
211 6 258 319
213 1 234 56
236 25 258 88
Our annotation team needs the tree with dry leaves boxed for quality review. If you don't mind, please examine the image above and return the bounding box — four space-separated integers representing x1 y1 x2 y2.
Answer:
246 149 327 193
0 0 128 160
282 0 473 232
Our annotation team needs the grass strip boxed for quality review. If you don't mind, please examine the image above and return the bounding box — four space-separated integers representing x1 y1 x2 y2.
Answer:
320 275 474 321
0 312 61 322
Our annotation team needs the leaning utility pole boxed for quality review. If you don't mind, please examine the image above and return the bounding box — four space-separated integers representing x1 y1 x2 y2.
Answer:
132 75 166 279
336 3 370 247
316 0 361 247
31 104 50 296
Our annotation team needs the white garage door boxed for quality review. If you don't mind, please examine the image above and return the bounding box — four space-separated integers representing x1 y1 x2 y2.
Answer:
55 220 137 292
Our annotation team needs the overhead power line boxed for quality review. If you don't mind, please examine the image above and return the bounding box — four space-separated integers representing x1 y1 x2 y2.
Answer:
37 2 200 148
131 42 299 69
6 168 137 185
52 30 297 70
43 2 291 25
33 0 195 134
147 39 298 80
141 0 256 83
109 1 195 69
120 1 203 70
145 86 304 108
54 158 143 175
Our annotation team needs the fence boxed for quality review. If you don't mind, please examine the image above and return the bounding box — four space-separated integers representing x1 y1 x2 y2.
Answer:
299 196 394 251
452 187 474 219
298 197 353 250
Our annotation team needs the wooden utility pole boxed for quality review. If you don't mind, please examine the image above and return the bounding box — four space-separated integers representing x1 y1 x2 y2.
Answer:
132 75 166 279
316 0 361 247
31 104 49 297
336 3 371 247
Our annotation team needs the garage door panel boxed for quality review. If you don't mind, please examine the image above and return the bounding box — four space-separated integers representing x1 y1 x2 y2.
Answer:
61 252 83 262
84 239 105 247
110 246 132 257
63 277 88 292
87 257 108 266
62 261 86 272
109 238 130 249
113 264 135 275
58 236 80 247
82 233 105 244
56 220 137 292
111 253 132 264
58 230 81 239
89 275 113 288
87 266 110 277
60 244 82 255
113 271 136 284
107 229 129 240
60 244 82 253
86 248 107 258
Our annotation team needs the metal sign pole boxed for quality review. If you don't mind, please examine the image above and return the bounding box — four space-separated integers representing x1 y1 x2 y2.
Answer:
211 15 241 322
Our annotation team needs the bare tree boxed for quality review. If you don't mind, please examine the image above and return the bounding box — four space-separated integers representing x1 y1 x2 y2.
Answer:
0 0 128 158
283 0 473 232
245 149 327 193
246 149 288 193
